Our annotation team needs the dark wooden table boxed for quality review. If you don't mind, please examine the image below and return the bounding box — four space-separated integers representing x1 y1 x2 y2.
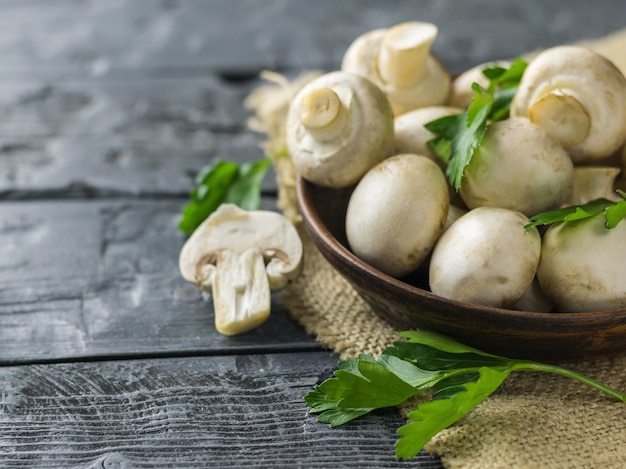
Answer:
1 1 624 467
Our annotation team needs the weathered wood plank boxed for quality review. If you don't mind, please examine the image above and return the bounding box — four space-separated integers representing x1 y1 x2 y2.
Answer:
0 136 275 197
0 76 277 196
0 76 255 139
0 0 626 75
0 199 316 365
0 352 442 468
0 0 624 76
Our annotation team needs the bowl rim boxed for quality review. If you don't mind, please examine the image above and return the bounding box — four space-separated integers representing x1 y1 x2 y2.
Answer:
296 175 626 324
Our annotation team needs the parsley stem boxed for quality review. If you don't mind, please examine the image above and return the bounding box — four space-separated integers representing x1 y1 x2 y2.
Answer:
511 362 626 402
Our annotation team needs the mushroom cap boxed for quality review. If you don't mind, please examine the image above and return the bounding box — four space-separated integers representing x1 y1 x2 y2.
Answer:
286 71 394 188
393 105 463 165
460 117 574 216
429 207 541 308
341 22 450 115
511 277 555 313
448 60 512 109
511 46 626 162
179 204 302 291
345 153 450 278
563 166 622 206
537 212 626 312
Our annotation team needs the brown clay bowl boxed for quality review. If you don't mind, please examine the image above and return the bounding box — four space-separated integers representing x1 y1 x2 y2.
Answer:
296 176 626 363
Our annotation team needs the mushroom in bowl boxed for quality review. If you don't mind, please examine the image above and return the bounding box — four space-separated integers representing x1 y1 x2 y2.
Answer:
296 176 626 362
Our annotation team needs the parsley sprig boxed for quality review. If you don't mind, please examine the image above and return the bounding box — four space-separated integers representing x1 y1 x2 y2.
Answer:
525 189 626 231
178 157 271 235
425 58 528 190
305 329 625 461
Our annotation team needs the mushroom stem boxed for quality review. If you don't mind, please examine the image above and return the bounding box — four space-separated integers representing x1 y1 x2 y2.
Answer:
528 91 591 148
377 22 437 87
299 87 348 142
212 248 271 336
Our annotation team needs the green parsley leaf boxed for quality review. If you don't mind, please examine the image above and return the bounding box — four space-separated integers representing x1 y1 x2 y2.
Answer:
304 329 626 460
484 58 527 122
223 158 272 210
525 190 626 231
605 189 626 228
425 58 527 190
178 157 271 235
483 58 528 89
425 84 491 189
490 86 518 122
396 367 509 460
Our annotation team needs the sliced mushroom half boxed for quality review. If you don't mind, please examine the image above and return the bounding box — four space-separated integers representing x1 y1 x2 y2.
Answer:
179 204 303 335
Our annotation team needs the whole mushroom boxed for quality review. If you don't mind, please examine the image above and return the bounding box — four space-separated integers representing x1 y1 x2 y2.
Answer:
429 207 541 308
341 22 450 115
179 204 303 335
345 154 450 278
537 211 626 312
460 117 574 216
511 46 626 163
286 71 394 188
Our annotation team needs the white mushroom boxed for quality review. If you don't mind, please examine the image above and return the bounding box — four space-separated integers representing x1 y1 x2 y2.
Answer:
537 211 626 312
345 154 450 278
179 204 303 335
448 60 512 109
286 71 394 188
444 204 468 230
563 166 622 206
511 46 626 163
429 207 541 308
511 278 555 313
460 117 574 216
341 22 450 115
393 105 463 166
620 145 626 190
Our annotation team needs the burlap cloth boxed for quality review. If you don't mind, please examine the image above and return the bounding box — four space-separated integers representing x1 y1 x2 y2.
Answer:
245 30 626 469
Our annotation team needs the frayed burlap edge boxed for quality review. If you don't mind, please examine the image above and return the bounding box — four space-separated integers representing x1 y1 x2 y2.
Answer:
245 36 626 467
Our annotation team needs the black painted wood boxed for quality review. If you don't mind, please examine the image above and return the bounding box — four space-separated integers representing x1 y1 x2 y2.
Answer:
1 1 624 467
0 352 441 468
0 0 624 75
0 198 319 365
0 200 320 363
0 76 274 196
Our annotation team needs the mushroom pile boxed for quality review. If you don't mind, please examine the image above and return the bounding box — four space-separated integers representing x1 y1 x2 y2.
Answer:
286 21 626 314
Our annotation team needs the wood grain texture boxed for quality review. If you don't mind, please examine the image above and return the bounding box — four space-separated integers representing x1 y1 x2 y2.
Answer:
0 199 317 365
0 75 275 196
0 0 625 74
1 2 625 467
0 352 442 468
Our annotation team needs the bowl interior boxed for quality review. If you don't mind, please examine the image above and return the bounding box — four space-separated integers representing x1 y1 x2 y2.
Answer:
296 176 626 362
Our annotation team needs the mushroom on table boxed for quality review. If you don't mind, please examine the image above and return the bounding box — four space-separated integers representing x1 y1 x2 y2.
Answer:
179 204 303 335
